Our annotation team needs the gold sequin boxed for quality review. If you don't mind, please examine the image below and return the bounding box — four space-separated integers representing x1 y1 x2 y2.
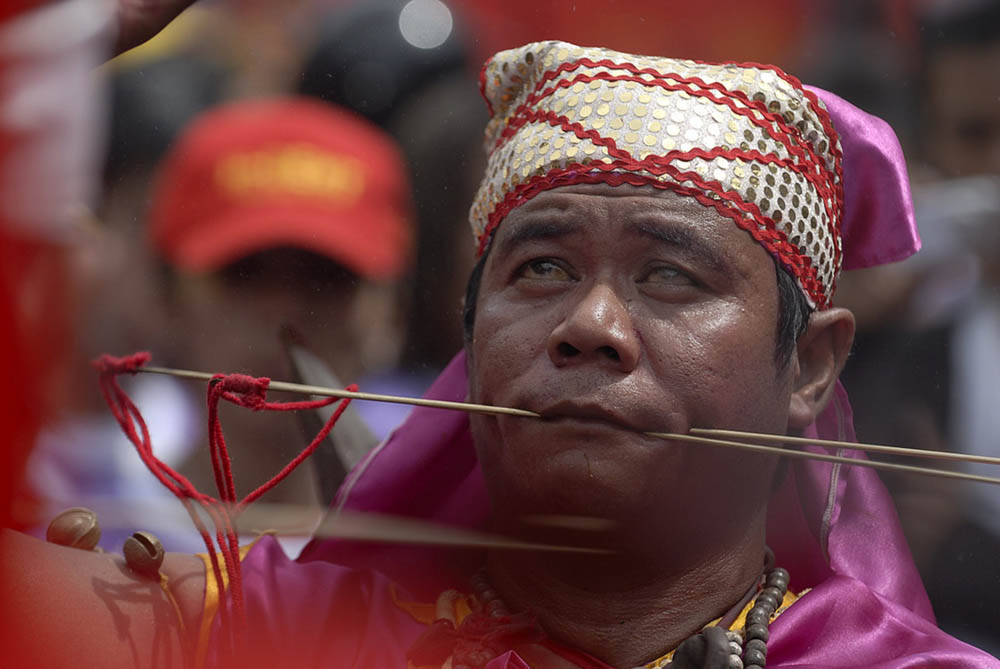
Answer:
596 103 610 116
629 119 642 131
625 132 639 144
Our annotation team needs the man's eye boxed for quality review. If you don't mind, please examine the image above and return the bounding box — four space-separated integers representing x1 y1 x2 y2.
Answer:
640 265 693 285
517 259 571 281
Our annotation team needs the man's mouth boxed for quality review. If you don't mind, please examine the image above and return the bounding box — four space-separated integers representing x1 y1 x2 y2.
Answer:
537 402 642 432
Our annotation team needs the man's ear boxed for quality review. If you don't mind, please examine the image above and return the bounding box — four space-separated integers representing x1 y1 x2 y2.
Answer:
787 307 855 430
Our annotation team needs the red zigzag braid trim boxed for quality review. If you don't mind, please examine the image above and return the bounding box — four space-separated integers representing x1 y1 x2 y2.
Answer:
500 69 840 222
507 58 839 185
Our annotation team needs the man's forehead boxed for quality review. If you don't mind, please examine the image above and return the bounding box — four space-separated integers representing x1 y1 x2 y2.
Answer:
500 183 722 228
495 183 741 249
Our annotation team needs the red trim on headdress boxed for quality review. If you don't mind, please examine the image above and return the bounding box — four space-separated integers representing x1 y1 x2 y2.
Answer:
478 59 495 118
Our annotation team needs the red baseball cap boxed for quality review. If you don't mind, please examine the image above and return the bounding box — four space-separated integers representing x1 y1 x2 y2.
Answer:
150 97 412 280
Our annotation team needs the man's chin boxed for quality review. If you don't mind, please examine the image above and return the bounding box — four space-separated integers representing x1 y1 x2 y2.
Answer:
494 454 667 522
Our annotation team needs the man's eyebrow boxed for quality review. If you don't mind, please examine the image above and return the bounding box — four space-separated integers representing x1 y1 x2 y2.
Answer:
632 221 730 273
493 218 582 257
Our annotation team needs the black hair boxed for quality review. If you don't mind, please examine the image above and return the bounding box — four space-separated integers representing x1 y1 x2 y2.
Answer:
462 242 812 368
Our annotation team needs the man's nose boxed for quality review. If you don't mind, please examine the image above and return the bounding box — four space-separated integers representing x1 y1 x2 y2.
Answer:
547 282 640 372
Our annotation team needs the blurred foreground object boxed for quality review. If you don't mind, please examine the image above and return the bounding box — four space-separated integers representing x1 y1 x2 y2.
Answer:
0 0 112 529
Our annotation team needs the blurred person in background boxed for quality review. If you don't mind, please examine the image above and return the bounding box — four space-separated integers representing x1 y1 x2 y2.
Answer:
145 96 413 517
834 0 1000 653
895 0 1000 653
26 94 414 549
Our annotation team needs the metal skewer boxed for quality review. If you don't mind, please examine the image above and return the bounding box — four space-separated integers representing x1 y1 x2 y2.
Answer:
137 365 1000 486
691 428 1000 467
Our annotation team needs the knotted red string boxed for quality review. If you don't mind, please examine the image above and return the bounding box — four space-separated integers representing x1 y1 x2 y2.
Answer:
92 352 356 659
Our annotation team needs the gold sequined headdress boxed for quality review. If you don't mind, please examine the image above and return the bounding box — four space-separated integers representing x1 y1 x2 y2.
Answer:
469 41 844 309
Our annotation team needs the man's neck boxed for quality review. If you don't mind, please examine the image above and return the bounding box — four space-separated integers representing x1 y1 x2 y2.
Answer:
486 524 767 667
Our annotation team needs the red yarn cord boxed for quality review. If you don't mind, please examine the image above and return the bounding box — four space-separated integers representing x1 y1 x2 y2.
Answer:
237 385 356 509
207 377 238 504
93 352 357 655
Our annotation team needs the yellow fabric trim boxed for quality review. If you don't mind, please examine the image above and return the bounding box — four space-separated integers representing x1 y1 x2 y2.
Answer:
390 583 439 625
193 536 268 669
455 597 473 626
391 584 479 628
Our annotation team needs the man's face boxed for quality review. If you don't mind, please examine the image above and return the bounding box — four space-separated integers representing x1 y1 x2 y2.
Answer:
467 183 796 533
926 41 1000 176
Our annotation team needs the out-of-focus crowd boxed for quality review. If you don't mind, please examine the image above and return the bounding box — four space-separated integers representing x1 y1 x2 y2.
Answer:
2 0 998 655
